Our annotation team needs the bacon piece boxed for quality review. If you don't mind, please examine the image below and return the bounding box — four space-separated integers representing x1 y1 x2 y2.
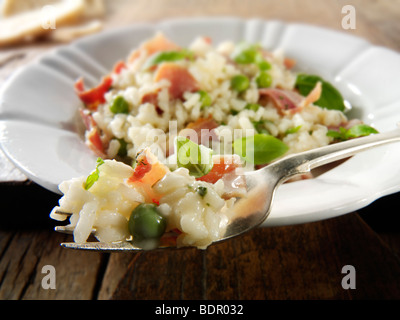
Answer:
154 62 198 100
112 60 127 74
140 92 164 115
259 88 303 115
86 129 105 156
179 116 219 147
259 82 322 115
186 116 219 133
284 57 296 69
74 76 112 111
79 108 96 131
327 118 363 132
142 63 198 106
197 155 247 199
79 109 106 157
301 81 322 107
141 92 158 105
128 33 181 63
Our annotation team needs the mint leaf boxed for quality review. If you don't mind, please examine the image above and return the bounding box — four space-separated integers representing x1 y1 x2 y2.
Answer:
143 50 194 70
347 124 379 138
327 124 378 141
233 134 288 165
295 74 346 112
326 128 347 140
176 137 213 178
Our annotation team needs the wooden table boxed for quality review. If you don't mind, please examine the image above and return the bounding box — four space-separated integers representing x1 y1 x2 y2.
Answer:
1 0 400 302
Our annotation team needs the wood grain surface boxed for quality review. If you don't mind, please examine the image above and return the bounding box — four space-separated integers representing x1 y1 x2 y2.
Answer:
0 0 399 301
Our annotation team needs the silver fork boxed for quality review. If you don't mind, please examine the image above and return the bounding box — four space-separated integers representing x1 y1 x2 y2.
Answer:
55 126 400 251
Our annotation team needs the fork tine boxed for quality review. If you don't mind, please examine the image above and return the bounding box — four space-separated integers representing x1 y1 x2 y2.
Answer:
60 239 176 251
55 225 96 235
60 241 143 251
54 210 73 216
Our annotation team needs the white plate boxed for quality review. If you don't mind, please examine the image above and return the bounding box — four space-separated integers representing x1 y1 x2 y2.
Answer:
1 17 400 227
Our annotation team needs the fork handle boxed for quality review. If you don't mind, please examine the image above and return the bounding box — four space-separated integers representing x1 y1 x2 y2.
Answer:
274 126 400 179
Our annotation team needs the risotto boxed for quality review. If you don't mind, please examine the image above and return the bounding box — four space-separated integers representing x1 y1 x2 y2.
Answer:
50 33 377 249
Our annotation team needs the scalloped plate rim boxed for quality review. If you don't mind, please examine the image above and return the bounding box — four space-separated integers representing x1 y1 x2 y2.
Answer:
0 17 399 227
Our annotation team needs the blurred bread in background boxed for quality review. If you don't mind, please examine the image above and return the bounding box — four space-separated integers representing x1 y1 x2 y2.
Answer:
0 0 105 47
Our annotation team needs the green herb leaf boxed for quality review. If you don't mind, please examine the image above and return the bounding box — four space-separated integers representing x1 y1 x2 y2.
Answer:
347 124 379 137
285 125 302 135
176 137 213 178
233 134 288 165
196 186 208 198
84 157 105 190
143 50 194 70
327 124 378 141
295 74 346 112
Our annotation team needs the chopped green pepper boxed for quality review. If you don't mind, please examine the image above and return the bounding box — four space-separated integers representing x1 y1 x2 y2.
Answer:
197 90 212 108
83 157 104 190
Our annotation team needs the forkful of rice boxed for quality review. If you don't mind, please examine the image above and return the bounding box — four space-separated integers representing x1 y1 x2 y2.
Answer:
52 126 400 251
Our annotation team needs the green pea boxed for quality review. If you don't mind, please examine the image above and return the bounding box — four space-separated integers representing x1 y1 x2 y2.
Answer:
197 90 212 108
231 43 259 64
231 74 250 92
110 96 129 114
245 103 260 112
256 72 273 88
256 59 272 71
255 53 271 71
128 203 167 241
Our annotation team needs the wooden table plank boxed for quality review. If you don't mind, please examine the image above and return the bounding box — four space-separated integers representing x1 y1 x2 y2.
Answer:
108 213 400 300
1 211 398 300
0 229 106 300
